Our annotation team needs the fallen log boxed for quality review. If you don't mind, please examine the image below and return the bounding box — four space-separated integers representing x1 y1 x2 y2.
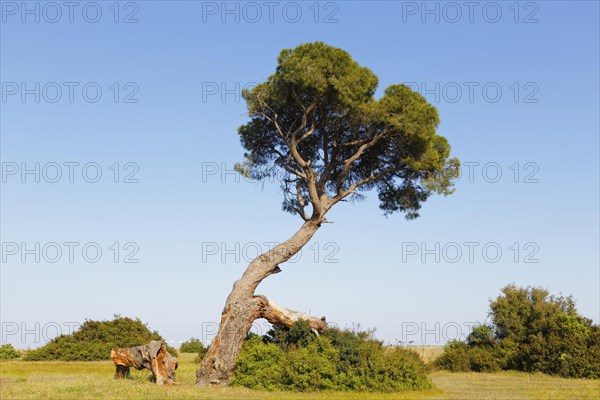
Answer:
111 340 177 385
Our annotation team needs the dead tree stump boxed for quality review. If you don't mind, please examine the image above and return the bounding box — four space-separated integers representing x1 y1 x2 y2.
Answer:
111 340 178 385
114 364 131 379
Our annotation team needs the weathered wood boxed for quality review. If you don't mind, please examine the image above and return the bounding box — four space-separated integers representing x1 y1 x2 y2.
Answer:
114 364 130 379
111 340 177 385
256 295 327 334
196 219 326 386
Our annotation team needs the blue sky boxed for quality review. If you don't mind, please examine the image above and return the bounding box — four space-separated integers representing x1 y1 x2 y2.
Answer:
1 0 598 348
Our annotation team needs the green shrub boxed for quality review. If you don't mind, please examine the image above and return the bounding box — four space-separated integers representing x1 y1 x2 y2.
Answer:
180 338 206 354
435 285 600 378
265 319 315 349
231 336 286 390
491 285 600 378
24 316 177 361
434 340 471 372
467 324 495 346
468 346 502 372
280 337 339 391
519 314 600 378
355 343 431 391
0 344 20 360
233 321 431 392
181 337 208 364
321 327 366 374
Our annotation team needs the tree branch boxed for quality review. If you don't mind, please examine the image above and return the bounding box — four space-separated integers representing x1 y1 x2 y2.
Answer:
294 180 310 221
335 131 387 195
329 165 404 207
254 294 328 334
259 96 323 218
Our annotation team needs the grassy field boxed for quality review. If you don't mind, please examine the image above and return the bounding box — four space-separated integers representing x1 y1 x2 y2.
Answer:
1 353 598 400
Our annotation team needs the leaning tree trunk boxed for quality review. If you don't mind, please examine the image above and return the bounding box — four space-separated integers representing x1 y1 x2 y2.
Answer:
196 219 327 386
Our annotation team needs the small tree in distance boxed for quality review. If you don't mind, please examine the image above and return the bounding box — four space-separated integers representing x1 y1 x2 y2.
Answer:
0 344 20 360
196 42 460 385
180 338 206 353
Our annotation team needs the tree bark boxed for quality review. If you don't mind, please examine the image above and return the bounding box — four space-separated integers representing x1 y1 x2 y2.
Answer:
196 219 326 386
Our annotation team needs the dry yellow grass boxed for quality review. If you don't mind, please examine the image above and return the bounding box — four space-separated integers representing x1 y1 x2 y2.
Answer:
1 353 598 399
408 346 445 364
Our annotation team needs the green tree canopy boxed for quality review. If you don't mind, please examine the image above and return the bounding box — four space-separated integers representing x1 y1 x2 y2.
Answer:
238 42 459 220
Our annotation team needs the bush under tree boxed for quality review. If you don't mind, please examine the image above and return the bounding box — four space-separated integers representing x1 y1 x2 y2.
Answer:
232 320 431 392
